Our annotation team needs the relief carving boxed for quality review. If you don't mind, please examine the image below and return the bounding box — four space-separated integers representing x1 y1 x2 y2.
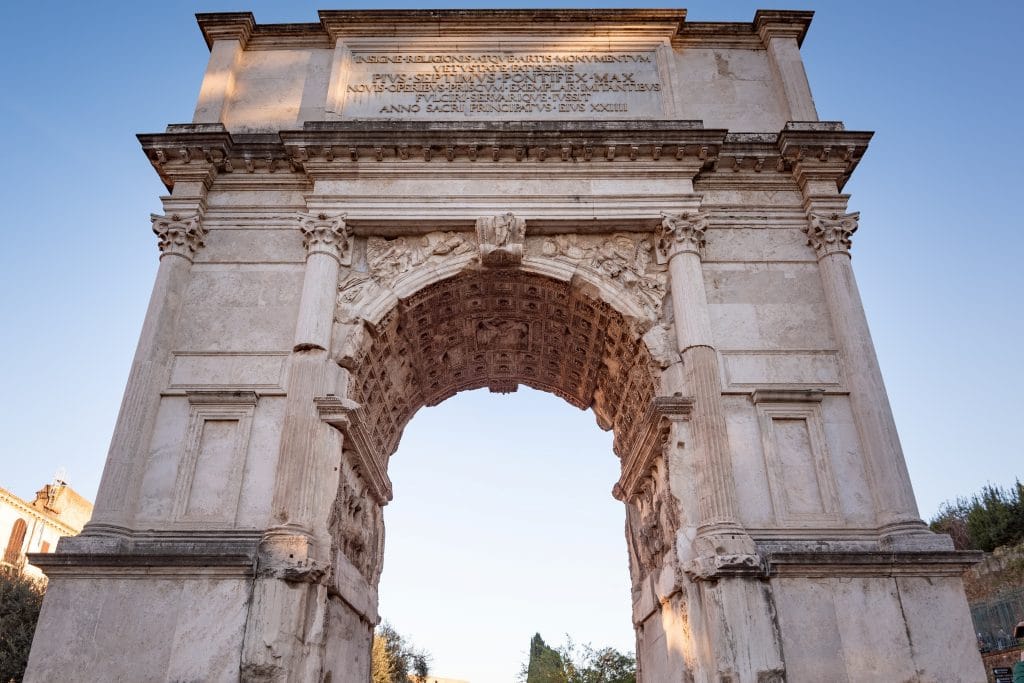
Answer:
366 231 475 282
476 212 526 267
625 457 679 579
329 460 384 584
541 233 666 317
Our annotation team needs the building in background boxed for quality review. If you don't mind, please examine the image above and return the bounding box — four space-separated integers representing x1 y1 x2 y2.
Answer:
0 480 93 580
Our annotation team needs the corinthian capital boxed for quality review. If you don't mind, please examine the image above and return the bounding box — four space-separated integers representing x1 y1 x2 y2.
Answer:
151 213 206 259
298 212 350 262
805 211 859 258
659 211 708 259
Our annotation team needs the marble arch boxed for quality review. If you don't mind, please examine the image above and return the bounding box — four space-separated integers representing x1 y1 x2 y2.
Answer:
26 8 985 683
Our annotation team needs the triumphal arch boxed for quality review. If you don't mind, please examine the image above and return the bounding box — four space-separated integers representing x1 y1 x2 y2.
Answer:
26 9 984 682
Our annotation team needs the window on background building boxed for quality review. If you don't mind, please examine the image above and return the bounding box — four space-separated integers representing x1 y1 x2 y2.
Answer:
40 541 50 553
4 518 27 564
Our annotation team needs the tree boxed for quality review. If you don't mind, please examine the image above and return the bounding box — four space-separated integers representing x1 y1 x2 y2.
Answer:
371 622 430 683
929 480 1024 552
0 568 45 682
520 634 636 683
524 633 565 683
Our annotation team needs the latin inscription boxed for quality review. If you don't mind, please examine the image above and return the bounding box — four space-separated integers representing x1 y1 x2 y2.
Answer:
340 51 664 119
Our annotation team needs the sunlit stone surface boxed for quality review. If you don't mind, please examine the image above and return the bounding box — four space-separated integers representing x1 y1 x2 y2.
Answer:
25 9 983 682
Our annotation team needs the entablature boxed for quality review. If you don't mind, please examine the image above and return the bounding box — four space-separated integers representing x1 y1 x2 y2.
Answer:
139 121 871 194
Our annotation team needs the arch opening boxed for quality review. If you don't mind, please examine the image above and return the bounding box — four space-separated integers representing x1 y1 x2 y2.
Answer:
342 269 661 467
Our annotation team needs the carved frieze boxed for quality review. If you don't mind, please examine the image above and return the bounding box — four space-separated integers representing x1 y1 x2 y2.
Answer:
366 231 475 282
805 211 859 258
476 212 526 267
151 213 206 259
539 233 667 318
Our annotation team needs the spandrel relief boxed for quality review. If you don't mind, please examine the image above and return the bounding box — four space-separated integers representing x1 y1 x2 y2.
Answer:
537 233 667 318
366 231 476 283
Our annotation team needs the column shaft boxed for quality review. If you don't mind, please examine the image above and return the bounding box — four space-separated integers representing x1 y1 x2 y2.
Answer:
662 213 750 549
267 214 348 542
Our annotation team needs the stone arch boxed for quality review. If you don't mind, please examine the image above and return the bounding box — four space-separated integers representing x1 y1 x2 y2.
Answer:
325 260 675 584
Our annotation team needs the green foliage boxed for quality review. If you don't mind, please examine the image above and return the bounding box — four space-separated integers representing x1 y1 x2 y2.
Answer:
370 622 430 683
0 568 45 683
525 633 565 683
929 480 1024 552
521 633 636 683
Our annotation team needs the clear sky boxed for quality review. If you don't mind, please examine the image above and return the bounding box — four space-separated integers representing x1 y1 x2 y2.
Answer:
1 1 1022 681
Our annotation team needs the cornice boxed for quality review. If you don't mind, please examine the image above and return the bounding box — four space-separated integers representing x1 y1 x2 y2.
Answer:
777 122 873 191
194 9 814 52
138 121 727 190
196 12 255 50
137 121 874 193
754 10 814 47
318 9 687 40
613 396 694 502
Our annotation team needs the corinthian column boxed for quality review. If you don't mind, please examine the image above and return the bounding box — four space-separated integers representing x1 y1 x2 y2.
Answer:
804 211 925 538
661 211 754 556
265 213 349 555
89 213 207 532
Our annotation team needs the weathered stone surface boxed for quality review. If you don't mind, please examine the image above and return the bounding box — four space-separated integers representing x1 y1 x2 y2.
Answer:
26 8 982 683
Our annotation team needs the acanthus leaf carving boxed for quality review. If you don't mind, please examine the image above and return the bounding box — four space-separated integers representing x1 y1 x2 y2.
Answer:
805 211 859 258
298 212 351 263
476 212 526 267
658 211 708 261
151 212 206 259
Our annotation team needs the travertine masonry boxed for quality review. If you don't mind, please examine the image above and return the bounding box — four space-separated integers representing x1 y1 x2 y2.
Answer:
26 9 984 683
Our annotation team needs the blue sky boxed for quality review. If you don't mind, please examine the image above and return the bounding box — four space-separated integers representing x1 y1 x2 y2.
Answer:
1 1 1021 681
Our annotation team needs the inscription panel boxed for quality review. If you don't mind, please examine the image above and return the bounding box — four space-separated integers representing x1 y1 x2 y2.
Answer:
335 48 666 120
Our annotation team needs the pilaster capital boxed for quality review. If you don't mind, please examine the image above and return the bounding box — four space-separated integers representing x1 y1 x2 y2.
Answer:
298 212 350 262
151 212 207 260
805 211 859 258
659 211 708 260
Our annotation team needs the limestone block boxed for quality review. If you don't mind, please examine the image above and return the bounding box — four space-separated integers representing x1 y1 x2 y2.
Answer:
819 397 876 527
772 577 849 683
176 266 304 352
722 395 774 529
703 227 813 263
26 576 249 682
225 49 333 132
197 227 307 264
896 576 985 682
